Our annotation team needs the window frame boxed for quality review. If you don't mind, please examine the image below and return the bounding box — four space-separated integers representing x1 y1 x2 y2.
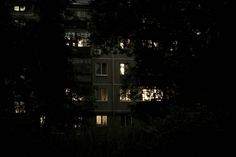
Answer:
95 87 108 101
14 6 26 12
120 63 128 75
95 63 108 76
96 115 108 126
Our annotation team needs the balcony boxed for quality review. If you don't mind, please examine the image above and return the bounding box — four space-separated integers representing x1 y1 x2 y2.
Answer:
69 47 91 58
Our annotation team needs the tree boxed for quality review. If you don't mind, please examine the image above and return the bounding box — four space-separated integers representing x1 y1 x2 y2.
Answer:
0 0 39 116
0 0 71 123
91 0 230 106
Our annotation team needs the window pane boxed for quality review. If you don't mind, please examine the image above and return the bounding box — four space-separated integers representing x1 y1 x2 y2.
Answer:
101 88 108 101
95 88 108 101
96 115 102 125
96 63 101 75
65 31 90 47
96 115 107 126
101 63 107 75
102 116 107 125
14 6 20 11
120 63 125 75
20 6 26 11
96 63 107 76
95 89 100 100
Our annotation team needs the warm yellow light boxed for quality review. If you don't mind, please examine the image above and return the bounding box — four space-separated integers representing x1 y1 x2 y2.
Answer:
14 6 26 11
14 101 26 113
14 6 20 11
102 116 107 125
96 115 107 126
120 63 125 75
142 88 163 101
78 40 83 47
196 31 201 35
120 42 124 49
40 115 46 127
20 6 26 11
120 89 131 101
96 115 102 125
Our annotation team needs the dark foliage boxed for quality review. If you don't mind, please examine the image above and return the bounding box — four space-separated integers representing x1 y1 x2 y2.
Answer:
91 0 232 107
90 2 233 155
0 0 71 121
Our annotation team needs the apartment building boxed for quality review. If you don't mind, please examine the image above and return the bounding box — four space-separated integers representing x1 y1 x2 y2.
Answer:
92 51 135 127
8 0 39 26
64 0 92 102
4 0 39 115
64 0 135 127
8 0 162 127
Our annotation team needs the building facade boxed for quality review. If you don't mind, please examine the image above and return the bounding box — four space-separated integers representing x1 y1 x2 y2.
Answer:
92 51 135 127
64 0 135 127
64 1 92 103
7 0 163 127
5 0 39 115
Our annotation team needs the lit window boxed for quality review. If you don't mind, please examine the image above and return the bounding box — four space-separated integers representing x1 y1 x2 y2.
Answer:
147 40 153 48
40 115 46 127
142 88 163 101
65 88 71 95
14 101 26 114
78 39 84 47
196 31 201 35
153 42 159 48
120 89 131 101
72 93 79 102
120 63 128 75
20 6 26 11
141 40 159 49
95 88 108 101
119 38 131 49
96 115 107 126
14 6 20 11
120 42 124 49
14 6 26 12
120 63 125 75
192 29 201 36
65 32 90 47
96 63 108 76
